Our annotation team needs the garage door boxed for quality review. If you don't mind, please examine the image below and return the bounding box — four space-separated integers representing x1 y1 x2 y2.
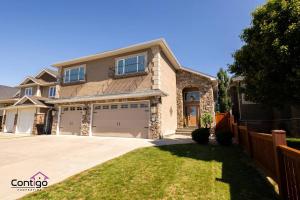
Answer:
60 106 82 135
4 110 17 133
92 101 150 138
16 108 36 134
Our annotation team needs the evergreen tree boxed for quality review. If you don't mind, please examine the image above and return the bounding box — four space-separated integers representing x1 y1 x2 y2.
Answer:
217 68 231 112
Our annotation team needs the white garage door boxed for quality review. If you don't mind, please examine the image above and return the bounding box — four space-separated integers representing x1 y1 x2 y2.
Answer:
60 106 82 135
92 101 150 138
4 110 17 133
16 108 36 134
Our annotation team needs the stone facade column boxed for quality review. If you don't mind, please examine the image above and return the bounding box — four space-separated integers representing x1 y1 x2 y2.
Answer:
176 88 184 128
81 103 91 136
150 97 162 139
51 107 59 135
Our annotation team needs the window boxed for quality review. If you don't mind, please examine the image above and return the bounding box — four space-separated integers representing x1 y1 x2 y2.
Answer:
64 65 85 83
63 107 69 111
140 103 149 108
111 105 118 109
103 105 109 109
70 107 76 111
184 91 200 102
116 54 146 75
130 104 138 109
25 87 33 96
121 104 128 109
77 107 82 110
48 86 56 98
95 105 101 110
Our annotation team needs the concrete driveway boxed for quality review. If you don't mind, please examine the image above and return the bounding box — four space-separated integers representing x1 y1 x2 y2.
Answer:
0 135 193 200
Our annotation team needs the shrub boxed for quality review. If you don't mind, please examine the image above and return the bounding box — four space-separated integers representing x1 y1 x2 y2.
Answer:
192 128 210 144
216 131 233 146
201 113 213 128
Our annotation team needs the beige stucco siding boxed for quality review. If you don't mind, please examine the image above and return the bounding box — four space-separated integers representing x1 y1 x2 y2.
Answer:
59 49 154 98
41 86 49 98
160 52 177 135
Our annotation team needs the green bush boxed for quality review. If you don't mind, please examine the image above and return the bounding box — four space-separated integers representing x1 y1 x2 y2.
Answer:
216 131 233 146
201 113 213 128
192 128 210 144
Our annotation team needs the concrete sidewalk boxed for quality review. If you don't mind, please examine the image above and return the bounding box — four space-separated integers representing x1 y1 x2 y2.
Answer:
0 135 193 200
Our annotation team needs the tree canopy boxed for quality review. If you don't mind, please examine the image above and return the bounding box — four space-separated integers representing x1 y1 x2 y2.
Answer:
217 68 231 112
229 0 300 106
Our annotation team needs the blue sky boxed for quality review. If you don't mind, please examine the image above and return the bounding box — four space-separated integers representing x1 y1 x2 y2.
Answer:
0 0 264 86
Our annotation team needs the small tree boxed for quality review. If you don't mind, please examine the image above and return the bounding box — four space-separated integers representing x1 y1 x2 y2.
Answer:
217 68 231 112
201 113 213 128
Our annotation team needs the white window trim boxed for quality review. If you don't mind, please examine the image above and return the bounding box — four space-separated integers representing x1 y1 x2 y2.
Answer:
63 65 86 83
25 87 33 96
115 52 147 75
48 86 56 98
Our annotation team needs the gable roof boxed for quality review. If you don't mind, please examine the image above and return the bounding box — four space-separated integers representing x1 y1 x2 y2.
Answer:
181 66 216 81
36 68 58 79
18 68 58 87
52 38 181 69
0 85 19 100
13 95 49 107
19 77 48 86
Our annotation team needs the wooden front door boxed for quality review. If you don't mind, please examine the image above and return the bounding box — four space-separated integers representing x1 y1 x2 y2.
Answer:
186 105 199 127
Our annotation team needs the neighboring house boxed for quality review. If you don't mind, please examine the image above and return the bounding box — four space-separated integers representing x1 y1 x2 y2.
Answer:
0 86 19 130
47 39 217 139
230 76 300 137
1 69 58 135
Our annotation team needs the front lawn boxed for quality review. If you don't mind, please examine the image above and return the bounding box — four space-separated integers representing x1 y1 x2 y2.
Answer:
23 144 277 200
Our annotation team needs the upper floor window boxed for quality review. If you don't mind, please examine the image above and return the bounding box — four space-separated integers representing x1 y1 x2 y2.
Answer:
63 65 85 83
25 87 33 96
116 53 146 75
49 86 56 98
184 91 200 102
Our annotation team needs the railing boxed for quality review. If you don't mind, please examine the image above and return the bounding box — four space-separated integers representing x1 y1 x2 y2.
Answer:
277 145 300 200
230 115 300 200
250 132 277 181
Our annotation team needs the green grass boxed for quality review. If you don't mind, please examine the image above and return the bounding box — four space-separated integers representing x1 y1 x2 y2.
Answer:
23 144 277 200
287 137 300 150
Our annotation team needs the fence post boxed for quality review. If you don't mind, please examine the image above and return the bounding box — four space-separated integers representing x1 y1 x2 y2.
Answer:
246 126 253 157
271 130 287 198
233 123 239 144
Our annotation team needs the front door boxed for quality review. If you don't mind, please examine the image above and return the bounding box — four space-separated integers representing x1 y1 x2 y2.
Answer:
186 105 199 127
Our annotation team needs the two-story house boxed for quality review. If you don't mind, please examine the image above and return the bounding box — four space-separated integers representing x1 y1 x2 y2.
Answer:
47 39 217 139
1 69 58 134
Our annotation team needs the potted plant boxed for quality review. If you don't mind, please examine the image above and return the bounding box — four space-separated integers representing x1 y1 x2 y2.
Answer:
192 113 213 144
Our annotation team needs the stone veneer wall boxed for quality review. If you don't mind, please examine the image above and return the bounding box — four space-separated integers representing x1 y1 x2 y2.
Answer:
176 69 215 129
81 103 91 136
51 96 162 139
51 110 58 135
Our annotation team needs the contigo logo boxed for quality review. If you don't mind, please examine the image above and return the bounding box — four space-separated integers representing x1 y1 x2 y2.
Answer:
11 171 49 191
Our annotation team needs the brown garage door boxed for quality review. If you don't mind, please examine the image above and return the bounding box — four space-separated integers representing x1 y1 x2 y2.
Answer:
92 101 150 138
60 106 82 135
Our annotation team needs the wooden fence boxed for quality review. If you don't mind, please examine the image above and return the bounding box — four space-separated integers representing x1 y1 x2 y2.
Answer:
215 112 231 132
230 116 300 200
